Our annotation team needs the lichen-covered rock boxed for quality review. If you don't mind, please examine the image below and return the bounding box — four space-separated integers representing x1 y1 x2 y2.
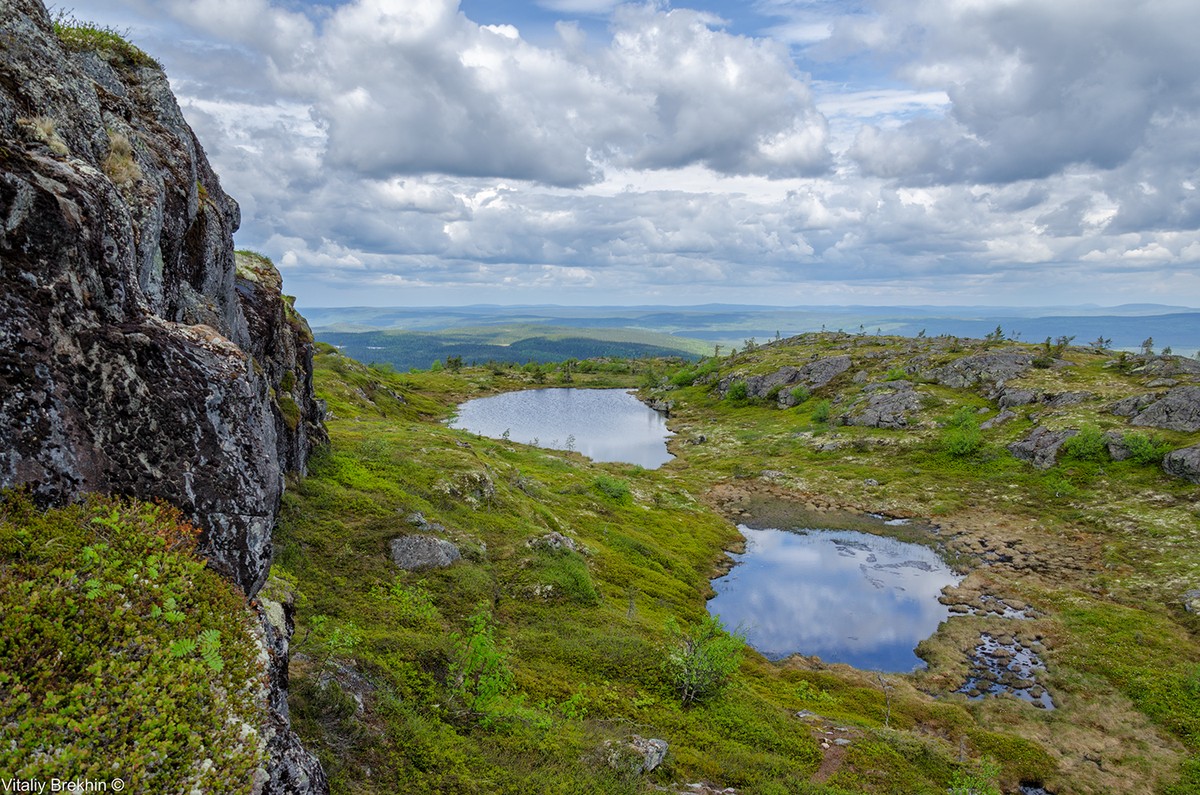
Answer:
1008 427 1078 469
0 2 325 790
604 735 668 774
0 0 322 596
1163 444 1200 484
841 381 923 428
236 251 328 474
998 389 1039 408
924 352 1033 389
1128 386 1200 432
390 535 462 570
981 409 1018 430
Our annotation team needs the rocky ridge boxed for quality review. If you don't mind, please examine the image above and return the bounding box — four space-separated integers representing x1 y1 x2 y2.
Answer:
0 2 325 791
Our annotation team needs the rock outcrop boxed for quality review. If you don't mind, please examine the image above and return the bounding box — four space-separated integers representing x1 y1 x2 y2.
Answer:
841 381 924 428
717 355 851 404
923 352 1033 390
1127 386 1200 432
0 2 325 790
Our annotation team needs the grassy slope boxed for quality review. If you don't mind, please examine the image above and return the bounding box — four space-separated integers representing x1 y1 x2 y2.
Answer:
278 337 1200 794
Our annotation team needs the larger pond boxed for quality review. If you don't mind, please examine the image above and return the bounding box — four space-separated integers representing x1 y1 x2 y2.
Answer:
709 526 961 672
449 388 673 469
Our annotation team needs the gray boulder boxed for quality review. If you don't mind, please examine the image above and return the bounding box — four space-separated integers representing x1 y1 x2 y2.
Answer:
1129 386 1200 432
1044 391 1093 408
605 735 668 774
1008 427 1078 469
1103 431 1133 462
998 389 1038 408
1163 444 1200 484
389 535 462 570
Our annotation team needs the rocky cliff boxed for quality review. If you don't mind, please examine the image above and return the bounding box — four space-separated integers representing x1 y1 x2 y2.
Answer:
0 1 326 790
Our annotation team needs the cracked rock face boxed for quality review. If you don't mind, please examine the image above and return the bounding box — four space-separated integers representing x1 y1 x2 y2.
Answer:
0 2 326 790
0 0 323 596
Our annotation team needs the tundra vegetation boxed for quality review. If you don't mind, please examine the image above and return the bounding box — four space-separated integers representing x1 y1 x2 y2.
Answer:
7 332 1197 793
272 333 1200 794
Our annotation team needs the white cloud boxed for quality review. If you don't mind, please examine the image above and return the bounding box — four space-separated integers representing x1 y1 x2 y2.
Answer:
65 0 1200 306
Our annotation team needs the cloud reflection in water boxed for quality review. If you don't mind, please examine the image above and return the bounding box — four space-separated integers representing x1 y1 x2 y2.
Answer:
708 526 962 672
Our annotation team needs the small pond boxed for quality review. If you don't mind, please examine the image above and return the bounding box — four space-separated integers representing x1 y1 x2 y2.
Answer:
449 388 673 469
708 526 962 672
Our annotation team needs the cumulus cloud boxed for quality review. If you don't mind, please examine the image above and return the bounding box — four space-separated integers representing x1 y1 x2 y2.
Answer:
251 0 829 186
841 0 1200 187
70 0 1200 306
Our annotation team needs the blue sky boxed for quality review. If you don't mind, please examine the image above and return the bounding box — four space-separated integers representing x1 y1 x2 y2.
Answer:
63 0 1200 308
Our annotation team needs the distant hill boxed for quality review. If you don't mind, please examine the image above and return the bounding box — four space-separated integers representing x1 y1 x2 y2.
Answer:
305 304 1200 361
317 324 710 370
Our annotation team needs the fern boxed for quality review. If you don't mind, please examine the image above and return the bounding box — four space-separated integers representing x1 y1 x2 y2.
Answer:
169 639 197 658
198 629 224 672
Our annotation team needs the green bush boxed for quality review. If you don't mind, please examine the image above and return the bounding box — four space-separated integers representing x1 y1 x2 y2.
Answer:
726 380 749 403
884 366 908 381
941 407 983 457
663 615 745 706
1061 425 1108 462
447 605 513 723
811 399 833 424
593 475 631 502
1123 432 1172 465
789 385 810 404
0 493 264 790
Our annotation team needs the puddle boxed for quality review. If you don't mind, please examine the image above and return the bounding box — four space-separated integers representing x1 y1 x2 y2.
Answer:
957 632 1055 709
708 527 962 672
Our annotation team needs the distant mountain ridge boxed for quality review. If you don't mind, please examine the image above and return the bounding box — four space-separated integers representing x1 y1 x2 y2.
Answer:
306 305 1200 362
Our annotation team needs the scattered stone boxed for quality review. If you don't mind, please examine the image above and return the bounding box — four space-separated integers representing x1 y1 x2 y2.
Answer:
957 632 1054 709
389 535 461 570
1008 427 1078 469
863 478 879 487
717 356 852 404
833 738 852 747
1182 589 1200 614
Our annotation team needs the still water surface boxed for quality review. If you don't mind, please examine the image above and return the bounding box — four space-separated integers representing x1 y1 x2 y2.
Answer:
450 388 673 469
709 526 961 672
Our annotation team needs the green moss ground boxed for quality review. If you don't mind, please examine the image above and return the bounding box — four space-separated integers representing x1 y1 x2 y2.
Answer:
273 339 1200 793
